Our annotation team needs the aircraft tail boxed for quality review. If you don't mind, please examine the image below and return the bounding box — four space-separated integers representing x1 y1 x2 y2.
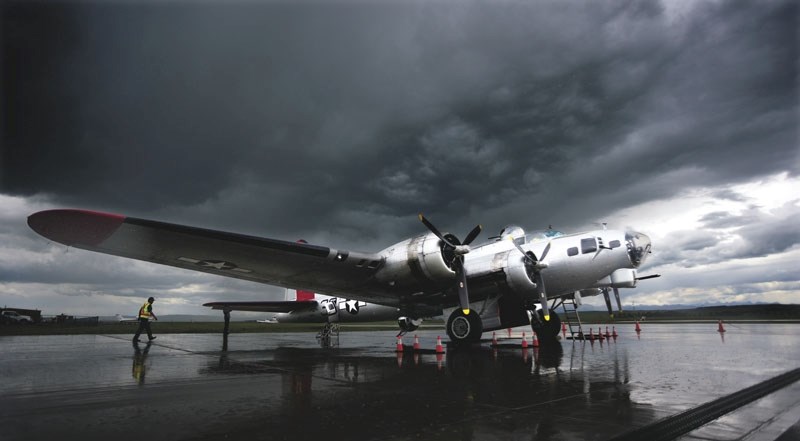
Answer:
289 240 316 302
285 288 315 302
296 290 315 302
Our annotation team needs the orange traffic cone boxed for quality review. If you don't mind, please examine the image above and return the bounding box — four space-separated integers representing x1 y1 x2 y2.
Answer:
396 336 404 352
492 331 498 347
588 327 594 341
605 326 610 338
635 321 641 332
612 326 618 338
435 336 444 354
532 332 539 348
521 332 529 349
562 322 567 335
413 334 421 351
717 320 726 333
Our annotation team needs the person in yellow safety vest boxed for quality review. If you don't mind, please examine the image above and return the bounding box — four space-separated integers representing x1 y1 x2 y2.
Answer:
133 297 158 342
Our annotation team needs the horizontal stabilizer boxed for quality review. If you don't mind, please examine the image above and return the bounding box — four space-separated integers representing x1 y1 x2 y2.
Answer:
203 300 318 313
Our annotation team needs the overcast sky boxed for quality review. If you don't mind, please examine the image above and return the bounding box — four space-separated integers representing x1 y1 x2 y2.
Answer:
2 0 798 318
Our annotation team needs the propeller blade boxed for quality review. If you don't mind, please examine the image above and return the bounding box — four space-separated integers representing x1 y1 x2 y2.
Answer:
636 274 661 281
509 237 536 263
509 236 549 320
418 214 456 248
463 224 482 246
539 241 552 262
454 259 470 315
536 273 549 321
602 288 614 318
614 287 623 312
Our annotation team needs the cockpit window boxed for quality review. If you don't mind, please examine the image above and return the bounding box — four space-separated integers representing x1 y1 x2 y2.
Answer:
567 247 579 256
528 230 565 242
609 240 621 249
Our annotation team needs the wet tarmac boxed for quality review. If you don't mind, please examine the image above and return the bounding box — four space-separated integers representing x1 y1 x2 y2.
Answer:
1 323 799 441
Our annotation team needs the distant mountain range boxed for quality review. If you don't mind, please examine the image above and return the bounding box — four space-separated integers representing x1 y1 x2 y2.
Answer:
576 301 797 311
577 303 800 322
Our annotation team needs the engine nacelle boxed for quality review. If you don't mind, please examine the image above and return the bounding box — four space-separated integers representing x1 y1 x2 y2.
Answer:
398 317 423 333
376 232 456 288
503 250 538 299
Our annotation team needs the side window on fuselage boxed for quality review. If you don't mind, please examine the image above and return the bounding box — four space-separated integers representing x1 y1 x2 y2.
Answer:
581 238 597 254
567 247 579 256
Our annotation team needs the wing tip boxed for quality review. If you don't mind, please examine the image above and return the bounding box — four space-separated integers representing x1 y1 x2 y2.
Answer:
28 209 126 247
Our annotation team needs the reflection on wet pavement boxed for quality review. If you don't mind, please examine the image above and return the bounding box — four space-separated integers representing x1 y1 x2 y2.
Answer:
1 324 799 440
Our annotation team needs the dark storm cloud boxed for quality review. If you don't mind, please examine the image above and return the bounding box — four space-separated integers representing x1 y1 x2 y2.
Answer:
730 205 800 259
699 209 761 229
647 200 800 268
711 189 749 203
2 0 797 249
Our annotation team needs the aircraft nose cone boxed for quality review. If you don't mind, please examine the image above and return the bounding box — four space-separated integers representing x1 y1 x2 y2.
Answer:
626 231 652 267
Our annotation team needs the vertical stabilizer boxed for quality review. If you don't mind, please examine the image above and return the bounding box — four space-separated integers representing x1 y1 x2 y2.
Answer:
284 287 315 301
292 239 316 302
296 289 315 302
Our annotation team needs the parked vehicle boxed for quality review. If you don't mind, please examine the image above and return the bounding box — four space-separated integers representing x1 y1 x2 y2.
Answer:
1 310 33 324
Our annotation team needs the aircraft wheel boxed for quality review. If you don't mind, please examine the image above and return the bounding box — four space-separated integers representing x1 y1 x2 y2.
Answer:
446 309 483 346
531 309 561 342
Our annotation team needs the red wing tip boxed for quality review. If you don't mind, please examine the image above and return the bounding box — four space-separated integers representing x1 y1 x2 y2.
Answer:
28 209 126 247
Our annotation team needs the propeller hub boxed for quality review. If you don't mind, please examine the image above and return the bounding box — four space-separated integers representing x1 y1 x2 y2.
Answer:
454 245 471 255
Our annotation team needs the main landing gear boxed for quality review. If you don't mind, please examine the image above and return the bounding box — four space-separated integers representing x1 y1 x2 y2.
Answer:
531 308 561 342
446 309 483 346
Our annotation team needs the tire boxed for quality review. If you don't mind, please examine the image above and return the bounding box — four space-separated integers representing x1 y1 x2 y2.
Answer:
531 309 561 342
446 309 483 346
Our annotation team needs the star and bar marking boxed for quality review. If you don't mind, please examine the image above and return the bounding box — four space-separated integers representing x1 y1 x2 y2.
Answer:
177 257 252 273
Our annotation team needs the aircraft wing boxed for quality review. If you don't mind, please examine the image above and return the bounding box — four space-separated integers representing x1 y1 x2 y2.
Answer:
28 209 386 298
203 301 319 313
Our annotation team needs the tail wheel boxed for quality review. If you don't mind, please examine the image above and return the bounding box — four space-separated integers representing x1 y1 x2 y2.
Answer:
446 309 483 346
531 309 561 342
